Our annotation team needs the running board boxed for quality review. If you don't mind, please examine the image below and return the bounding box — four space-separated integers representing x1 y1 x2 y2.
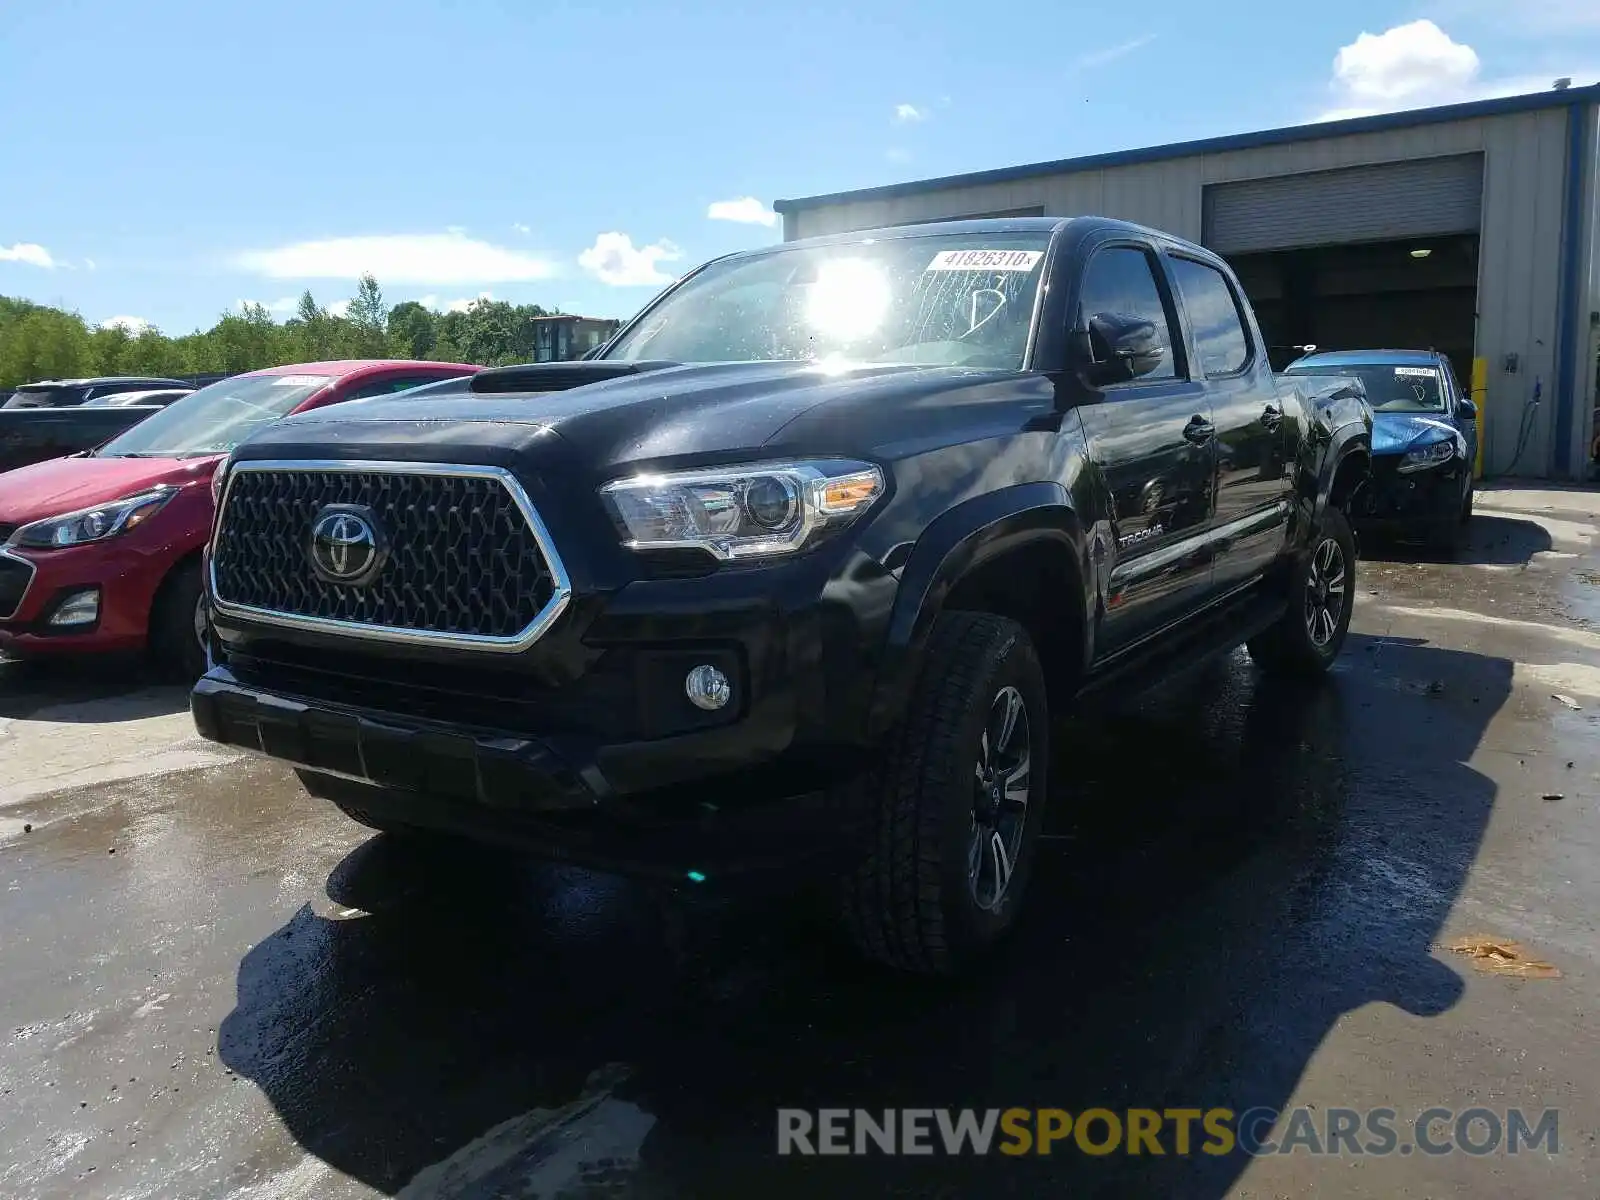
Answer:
1073 588 1286 707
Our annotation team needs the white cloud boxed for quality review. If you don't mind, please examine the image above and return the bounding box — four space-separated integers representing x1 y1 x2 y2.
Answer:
84 258 97 271
1333 20 1478 105
237 296 299 316
512 222 531 235
578 232 681 287
706 197 778 227
414 292 497 312
325 299 351 318
1075 34 1158 70
235 231 556 285
101 315 153 334
0 242 55 269
1318 21 1597 120
894 103 925 123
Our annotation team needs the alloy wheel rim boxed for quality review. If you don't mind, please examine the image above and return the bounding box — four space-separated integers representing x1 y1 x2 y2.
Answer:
193 595 208 653
1303 536 1346 648
968 685 1031 912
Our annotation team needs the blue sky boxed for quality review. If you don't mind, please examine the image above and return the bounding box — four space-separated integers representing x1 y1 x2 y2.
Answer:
2 0 1596 336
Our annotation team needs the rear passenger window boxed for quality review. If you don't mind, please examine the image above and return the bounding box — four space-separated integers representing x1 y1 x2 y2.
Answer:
346 376 438 400
1076 247 1178 381
1169 257 1251 376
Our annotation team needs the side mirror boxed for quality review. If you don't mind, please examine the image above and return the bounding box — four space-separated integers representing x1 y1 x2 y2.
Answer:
1076 312 1166 387
1455 397 1477 422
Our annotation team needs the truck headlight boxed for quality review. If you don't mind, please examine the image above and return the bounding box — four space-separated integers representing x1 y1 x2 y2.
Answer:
10 486 177 549
600 459 885 560
1397 438 1459 473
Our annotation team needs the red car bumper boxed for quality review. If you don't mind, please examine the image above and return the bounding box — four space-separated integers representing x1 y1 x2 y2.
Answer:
0 496 210 659
0 543 163 656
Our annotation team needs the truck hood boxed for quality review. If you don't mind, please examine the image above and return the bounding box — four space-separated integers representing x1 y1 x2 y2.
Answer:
1372 413 1457 457
235 360 1026 471
0 454 220 525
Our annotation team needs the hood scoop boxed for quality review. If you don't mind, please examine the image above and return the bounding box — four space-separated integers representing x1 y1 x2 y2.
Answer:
468 359 680 395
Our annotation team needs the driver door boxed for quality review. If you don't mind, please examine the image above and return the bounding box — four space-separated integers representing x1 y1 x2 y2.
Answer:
1069 241 1219 658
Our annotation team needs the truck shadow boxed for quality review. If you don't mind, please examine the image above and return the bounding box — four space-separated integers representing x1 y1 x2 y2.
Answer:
217 635 1508 1198
1360 513 1553 567
0 656 189 721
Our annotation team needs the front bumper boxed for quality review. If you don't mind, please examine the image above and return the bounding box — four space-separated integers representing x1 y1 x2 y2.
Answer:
1351 454 1467 535
0 544 159 656
195 453 914 875
191 666 853 880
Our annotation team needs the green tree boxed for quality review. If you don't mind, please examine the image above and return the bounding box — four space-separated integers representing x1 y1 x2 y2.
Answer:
289 290 340 361
87 324 134 374
345 274 389 357
386 300 437 359
0 276 572 388
205 304 287 374
0 308 93 386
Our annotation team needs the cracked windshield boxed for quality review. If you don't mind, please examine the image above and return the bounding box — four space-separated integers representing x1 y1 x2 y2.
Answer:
604 233 1049 369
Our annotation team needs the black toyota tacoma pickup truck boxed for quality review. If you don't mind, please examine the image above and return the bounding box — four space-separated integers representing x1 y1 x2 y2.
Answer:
192 217 1371 974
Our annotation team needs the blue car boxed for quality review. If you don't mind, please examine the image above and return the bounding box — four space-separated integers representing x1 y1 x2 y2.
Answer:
1282 349 1477 551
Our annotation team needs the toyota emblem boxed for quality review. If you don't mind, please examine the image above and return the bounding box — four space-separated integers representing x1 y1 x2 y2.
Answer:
308 505 387 585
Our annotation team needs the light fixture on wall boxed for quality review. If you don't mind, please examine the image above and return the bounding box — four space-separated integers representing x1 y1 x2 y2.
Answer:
1409 248 1433 259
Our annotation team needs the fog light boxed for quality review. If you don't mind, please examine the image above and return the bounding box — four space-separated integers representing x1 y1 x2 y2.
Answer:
48 589 100 627
685 664 731 711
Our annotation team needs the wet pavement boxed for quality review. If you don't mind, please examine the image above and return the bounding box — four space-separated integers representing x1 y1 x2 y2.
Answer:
2 482 1598 1198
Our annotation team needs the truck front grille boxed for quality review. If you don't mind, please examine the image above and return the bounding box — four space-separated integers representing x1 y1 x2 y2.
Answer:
210 462 569 650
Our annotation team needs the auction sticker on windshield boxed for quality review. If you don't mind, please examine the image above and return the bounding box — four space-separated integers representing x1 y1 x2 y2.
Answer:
926 250 1044 272
1394 367 1437 377
270 374 333 387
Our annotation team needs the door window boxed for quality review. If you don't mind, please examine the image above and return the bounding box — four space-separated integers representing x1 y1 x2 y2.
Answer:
1076 246 1179 382
1169 257 1251 377
344 375 445 400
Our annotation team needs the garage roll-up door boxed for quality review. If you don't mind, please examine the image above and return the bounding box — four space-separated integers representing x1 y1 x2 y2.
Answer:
1203 153 1483 254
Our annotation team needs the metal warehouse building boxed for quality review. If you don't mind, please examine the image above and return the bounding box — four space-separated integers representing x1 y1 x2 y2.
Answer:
775 85 1600 480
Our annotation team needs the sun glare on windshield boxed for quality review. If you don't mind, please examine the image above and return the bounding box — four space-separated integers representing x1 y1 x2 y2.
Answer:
805 259 892 342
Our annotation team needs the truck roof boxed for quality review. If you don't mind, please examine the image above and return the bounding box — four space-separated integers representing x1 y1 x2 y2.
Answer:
703 215 1217 267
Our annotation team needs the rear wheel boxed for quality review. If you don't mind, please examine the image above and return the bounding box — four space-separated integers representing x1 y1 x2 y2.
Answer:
149 561 208 681
1248 506 1357 678
840 611 1049 975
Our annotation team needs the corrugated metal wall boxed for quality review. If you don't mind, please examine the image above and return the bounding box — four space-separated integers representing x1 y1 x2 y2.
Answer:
1203 154 1483 253
785 107 1594 478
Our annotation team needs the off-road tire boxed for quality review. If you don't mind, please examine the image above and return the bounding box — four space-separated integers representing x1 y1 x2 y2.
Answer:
149 560 208 681
840 612 1050 975
1248 505 1357 678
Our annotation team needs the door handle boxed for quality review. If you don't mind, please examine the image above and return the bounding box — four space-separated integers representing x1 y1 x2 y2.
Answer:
1260 404 1283 430
1182 415 1215 445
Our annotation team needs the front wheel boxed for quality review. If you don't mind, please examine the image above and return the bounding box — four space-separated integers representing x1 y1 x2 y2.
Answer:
1248 505 1357 677
840 611 1050 975
149 561 209 681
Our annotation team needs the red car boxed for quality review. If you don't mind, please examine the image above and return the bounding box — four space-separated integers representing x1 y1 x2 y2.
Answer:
0 360 479 676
